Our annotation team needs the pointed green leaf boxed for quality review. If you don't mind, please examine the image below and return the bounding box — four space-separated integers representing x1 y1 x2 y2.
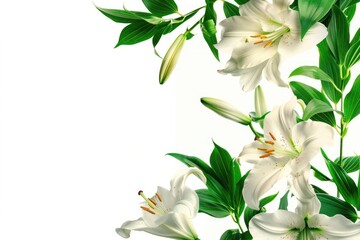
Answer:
234 0 250 5
311 165 332 182
302 99 338 121
317 193 358 222
234 171 248 218
324 151 358 206
344 4 356 22
326 6 350 64
115 21 161 47
223 2 240 18
290 81 336 126
196 189 230 218
162 7 202 35
201 2 219 60
344 74 360 123
312 185 328 194
298 0 336 39
142 0 178 17
244 193 278 228
344 38 360 68
220 229 241 240
334 156 360 173
278 191 289 210
350 28 360 46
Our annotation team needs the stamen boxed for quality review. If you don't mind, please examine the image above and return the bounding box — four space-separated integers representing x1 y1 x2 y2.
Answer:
254 40 264 44
265 140 275 145
265 149 275 153
140 206 156 215
263 40 273 48
269 132 277 141
260 153 272 158
257 147 268 151
148 198 157 206
138 190 156 209
260 36 267 39
156 193 162 202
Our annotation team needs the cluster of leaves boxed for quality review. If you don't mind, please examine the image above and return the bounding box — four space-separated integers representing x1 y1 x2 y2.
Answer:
169 142 282 240
288 0 360 220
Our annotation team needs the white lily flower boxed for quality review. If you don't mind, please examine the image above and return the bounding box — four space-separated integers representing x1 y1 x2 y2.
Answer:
250 167 360 240
216 0 327 91
116 168 206 239
239 97 334 209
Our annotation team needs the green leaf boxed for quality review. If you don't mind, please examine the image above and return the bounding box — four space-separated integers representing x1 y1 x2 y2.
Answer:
340 0 360 9
95 7 163 24
344 38 360 68
318 40 343 103
234 172 248 219
167 153 217 179
210 142 240 197
223 2 240 18
162 7 202 35
335 156 360 173
317 193 358 222
302 99 338 121
196 189 230 218
278 191 289 210
289 66 340 92
289 81 336 126
324 151 358 206
115 21 161 47
244 193 278 228
311 165 332 182
201 2 219 61
312 185 328 194
344 74 360 123
142 0 178 17
298 0 335 39
234 0 250 5
220 229 241 240
350 28 360 46
326 6 350 64
344 4 356 22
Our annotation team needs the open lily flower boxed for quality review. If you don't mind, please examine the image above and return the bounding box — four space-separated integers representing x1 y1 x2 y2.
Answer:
250 168 360 240
216 0 327 91
239 97 333 209
116 168 206 239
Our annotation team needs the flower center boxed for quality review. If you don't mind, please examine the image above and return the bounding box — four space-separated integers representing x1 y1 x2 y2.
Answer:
249 25 290 48
138 190 170 216
257 132 299 159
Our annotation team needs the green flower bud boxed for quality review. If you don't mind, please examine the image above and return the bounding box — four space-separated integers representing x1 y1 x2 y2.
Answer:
254 86 267 118
201 97 251 125
159 34 186 85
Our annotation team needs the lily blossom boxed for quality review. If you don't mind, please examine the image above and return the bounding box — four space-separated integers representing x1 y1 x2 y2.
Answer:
249 168 360 239
239 97 333 209
216 0 327 91
116 168 206 239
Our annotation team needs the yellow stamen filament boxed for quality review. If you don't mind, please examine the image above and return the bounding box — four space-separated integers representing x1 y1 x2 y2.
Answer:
265 149 275 153
265 140 275 145
263 40 273 48
269 132 277 141
260 153 272 158
140 206 155 215
251 34 261 38
148 198 157 206
257 147 268 151
156 193 162 202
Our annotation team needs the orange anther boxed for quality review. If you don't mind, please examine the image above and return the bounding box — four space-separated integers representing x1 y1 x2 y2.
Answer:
269 132 277 141
265 149 275 153
155 193 162 202
259 153 272 158
265 140 275 145
140 206 155 215
148 198 157 206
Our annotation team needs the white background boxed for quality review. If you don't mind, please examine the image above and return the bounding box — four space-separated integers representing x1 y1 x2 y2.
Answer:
1 0 359 239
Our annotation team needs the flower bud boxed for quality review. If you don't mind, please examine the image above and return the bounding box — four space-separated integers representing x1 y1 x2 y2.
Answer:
254 86 267 118
159 34 186 84
201 97 251 125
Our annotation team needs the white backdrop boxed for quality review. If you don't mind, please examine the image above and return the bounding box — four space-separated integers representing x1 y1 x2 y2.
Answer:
1 0 359 239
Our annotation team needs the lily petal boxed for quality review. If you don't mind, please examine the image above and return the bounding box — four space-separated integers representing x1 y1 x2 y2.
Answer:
170 168 206 201
240 0 269 20
116 218 147 238
290 121 334 172
309 214 360 240
216 16 262 54
273 0 294 10
278 11 327 57
238 61 267 92
239 140 268 164
287 166 320 217
249 210 305 239
264 54 288 87
263 97 297 147
173 187 199 218
243 157 291 210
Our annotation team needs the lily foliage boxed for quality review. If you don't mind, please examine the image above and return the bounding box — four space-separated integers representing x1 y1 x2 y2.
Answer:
97 0 360 239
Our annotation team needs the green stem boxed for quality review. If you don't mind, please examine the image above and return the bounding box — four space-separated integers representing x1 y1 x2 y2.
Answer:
249 122 263 138
230 213 245 234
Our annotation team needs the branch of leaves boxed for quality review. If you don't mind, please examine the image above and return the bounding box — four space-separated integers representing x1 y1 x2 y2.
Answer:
168 142 254 239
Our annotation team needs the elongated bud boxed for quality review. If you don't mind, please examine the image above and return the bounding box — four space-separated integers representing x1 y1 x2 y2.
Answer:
254 86 267 118
201 97 251 125
159 34 186 85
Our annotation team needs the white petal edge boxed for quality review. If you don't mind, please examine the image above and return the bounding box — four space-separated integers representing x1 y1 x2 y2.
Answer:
249 210 304 240
264 53 288 88
170 168 206 200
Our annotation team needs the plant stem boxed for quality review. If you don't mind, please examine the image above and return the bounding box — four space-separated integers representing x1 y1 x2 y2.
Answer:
249 122 263 138
337 65 346 197
231 213 245 234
